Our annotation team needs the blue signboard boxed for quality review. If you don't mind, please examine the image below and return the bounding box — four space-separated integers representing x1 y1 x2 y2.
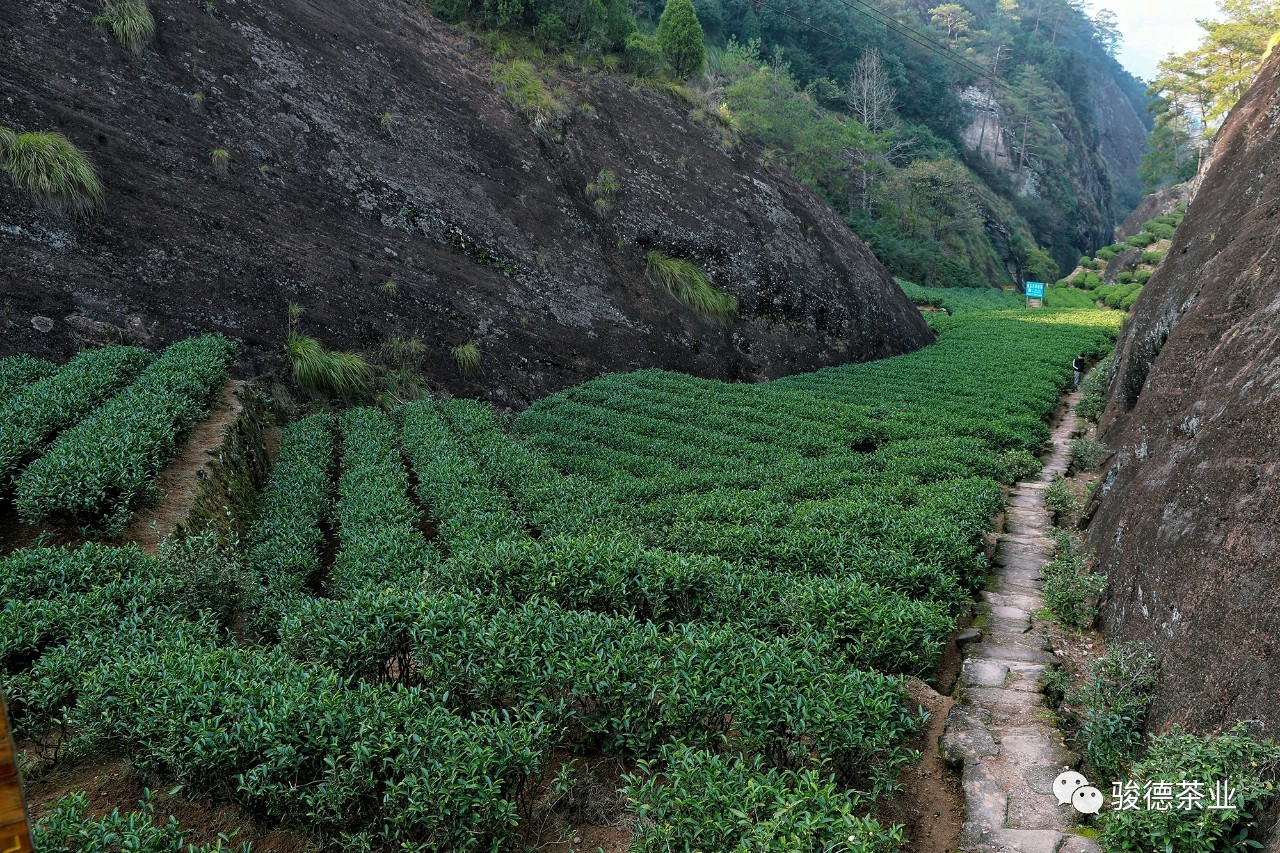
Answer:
1026 281 1046 299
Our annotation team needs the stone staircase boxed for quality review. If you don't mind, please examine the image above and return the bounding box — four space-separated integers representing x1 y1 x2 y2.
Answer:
941 394 1100 853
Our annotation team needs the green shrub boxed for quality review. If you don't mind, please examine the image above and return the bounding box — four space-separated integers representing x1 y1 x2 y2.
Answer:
1069 437 1107 472
1071 642 1159 780
451 341 481 377
1095 247 1117 262
1040 530 1105 629
994 448 1041 483
1076 255 1092 268
585 168 620 215
1116 271 1134 284
624 745 905 852
1098 723 1280 853
0 346 151 486
34 790 249 853
94 0 156 54
624 32 661 76
15 335 236 536
1079 352 1114 397
645 249 737 322
68 637 549 850
1083 273 1102 289
1134 269 1152 285
1125 231 1156 248
1139 250 1165 265
1147 222 1176 240
400 401 528 548
1074 394 1105 423
1 130 104 216
1045 476 1081 524
284 331 372 398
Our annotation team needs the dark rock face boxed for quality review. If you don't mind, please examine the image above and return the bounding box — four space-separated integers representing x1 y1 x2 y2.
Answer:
1102 247 1141 284
1116 183 1188 240
1090 67 1148 222
0 0 931 406
1086 51 1280 734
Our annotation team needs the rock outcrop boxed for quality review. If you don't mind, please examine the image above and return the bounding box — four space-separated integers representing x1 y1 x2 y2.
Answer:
0 0 931 405
1086 50 1280 733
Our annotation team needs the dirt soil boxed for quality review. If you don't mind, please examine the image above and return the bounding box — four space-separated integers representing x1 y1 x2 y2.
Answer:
0 0 932 408
25 758 310 852
116 380 246 552
880 678 964 853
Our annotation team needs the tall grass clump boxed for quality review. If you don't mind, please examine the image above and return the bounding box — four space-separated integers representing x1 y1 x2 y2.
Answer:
284 331 372 399
94 0 156 55
645 250 737 323
452 342 481 378
1 130 104 217
492 60 565 131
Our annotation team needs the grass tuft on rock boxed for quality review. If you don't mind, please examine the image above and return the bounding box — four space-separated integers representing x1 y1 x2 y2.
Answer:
451 342 481 378
95 0 156 55
1 130 104 217
645 250 737 323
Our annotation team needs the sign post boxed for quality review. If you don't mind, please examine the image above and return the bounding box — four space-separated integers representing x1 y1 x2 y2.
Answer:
1025 281 1046 308
0 690 34 853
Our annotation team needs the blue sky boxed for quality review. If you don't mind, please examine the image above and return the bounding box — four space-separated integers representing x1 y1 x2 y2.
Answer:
1093 0 1220 80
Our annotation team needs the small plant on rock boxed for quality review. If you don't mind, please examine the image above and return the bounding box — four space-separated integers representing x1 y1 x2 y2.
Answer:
451 342 481 378
210 148 230 174
94 0 156 55
645 249 737 323
585 168 620 216
379 280 398 298
0 128 104 217
1041 530 1105 630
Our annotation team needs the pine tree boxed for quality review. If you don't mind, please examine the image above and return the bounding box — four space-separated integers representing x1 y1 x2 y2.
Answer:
656 0 705 80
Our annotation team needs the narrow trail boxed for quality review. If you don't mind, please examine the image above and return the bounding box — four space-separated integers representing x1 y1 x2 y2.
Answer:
942 391 1099 853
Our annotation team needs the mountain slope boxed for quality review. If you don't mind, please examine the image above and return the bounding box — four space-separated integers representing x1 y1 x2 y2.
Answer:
1085 49 1280 733
0 0 931 404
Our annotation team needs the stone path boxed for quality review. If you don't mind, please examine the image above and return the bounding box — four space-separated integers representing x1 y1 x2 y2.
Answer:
941 392 1099 853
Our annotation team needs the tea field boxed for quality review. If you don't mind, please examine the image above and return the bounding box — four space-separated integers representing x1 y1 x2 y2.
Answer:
0 306 1121 851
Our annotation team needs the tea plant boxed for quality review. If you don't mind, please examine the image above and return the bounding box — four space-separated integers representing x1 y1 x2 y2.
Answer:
330 407 436 594
0 353 56 403
15 334 236 536
0 345 150 486
1041 530 1106 629
247 414 335 593
624 745 905 852
34 790 249 853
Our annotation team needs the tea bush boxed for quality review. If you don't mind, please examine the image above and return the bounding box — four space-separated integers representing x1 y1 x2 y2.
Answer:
0 346 150 486
247 414 335 592
624 745 905 852
15 335 235 535
0 353 56 403
331 407 436 594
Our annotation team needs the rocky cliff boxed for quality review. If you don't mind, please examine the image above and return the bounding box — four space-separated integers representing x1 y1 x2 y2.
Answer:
1086 50 1280 733
0 0 931 405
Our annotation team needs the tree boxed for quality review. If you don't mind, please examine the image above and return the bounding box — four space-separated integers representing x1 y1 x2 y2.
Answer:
656 0 706 79
845 48 896 134
1090 9 1121 58
929 4 976 40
